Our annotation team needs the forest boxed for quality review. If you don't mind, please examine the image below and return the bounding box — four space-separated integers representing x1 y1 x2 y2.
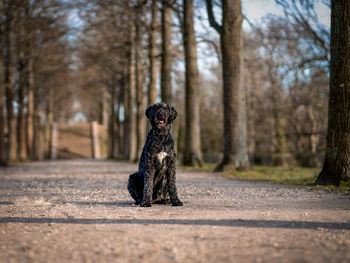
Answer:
0 0 349 185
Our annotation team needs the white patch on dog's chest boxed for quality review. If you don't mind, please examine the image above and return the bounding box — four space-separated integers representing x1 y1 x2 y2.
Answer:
157 151 168 162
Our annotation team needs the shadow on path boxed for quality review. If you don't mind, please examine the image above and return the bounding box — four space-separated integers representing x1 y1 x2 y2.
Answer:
0 201 14 205
1 217 349 230
60 201 132 207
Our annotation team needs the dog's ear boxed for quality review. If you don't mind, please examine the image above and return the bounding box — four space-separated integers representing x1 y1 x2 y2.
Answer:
145 105 154 120
168 105 177 123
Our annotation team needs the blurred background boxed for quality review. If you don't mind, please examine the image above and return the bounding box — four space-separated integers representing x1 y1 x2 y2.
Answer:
0 0 330 168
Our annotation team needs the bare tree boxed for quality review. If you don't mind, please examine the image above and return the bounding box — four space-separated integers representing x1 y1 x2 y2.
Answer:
135 0 146 159
182 0 202 166
0 0 6 164
16 3 28 161
76 0 137 160
206 0 250 171
126 22 137 161
3 0 17 162
148 0 159 106
108 81 116 159
26 57 35 159
0 54 4 163
30 1 73 159
20 0 35 160
160 0 173 104
275 0 329 65
316 0 350 185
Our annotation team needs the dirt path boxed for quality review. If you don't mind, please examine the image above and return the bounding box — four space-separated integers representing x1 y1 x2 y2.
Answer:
0 159 349 263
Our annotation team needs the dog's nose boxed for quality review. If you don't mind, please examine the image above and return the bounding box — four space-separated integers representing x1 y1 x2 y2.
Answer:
157 111 165 119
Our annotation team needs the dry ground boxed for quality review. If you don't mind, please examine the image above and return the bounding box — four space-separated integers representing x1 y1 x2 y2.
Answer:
0 159 349 263
56 123 92 159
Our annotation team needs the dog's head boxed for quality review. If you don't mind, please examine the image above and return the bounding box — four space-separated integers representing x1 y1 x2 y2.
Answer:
145 103 177 130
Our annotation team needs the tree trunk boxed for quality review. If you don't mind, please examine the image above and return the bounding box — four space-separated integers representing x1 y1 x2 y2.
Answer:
16 24 28 161
135 8 146 160
268 65 289 166
99 89 108 127
22 0 34 160
208 0 249 171
33 88 43 161
124 24 137 161
246 68 257 157
121 73 128 159
0 0 5 163
33 114 43 161
108 83 115 159
3 2 17 162
26 58 35 159
46 88 54 159
182 0 203 166
123 71 129 159
160 0 172 104
115 85 123 159
148 0 159 107
0 48 5 164
272 102 288 165
316 0 350 185
114 103 121 159
17 66 28 161
306 107 318 154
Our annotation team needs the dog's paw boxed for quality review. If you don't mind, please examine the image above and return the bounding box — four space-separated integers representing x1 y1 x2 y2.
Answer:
171 200 183 206
140 201 152 207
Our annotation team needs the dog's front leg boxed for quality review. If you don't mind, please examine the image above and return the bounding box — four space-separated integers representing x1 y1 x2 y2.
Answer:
140 168 155 207
166 160 183 206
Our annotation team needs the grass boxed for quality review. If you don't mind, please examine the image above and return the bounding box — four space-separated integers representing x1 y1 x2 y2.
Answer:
230 166 319 186
179 163 217 172
182 163 350 193
181 163 319 185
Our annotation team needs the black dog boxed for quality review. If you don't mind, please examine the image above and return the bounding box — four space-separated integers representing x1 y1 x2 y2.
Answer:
127 103 183 207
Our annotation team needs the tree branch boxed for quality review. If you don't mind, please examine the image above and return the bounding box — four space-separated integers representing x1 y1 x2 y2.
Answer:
197 36 222 62
205 0 222 34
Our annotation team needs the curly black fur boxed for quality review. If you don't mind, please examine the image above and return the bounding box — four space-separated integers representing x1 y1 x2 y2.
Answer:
128 103 183 207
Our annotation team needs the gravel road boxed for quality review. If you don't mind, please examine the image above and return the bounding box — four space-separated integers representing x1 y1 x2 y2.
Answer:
0 159 349 263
